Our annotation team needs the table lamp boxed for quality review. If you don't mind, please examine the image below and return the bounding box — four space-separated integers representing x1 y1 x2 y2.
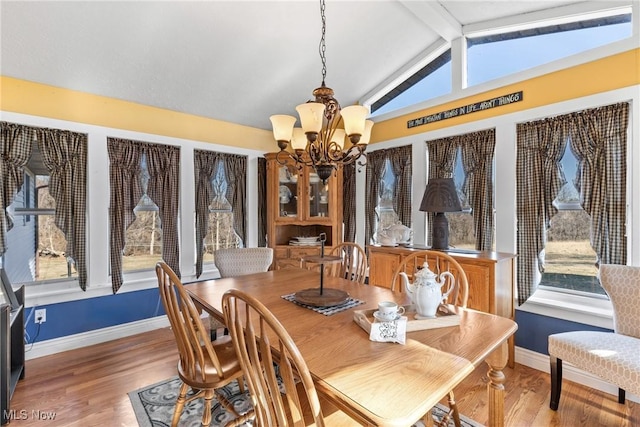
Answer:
419 178 462 250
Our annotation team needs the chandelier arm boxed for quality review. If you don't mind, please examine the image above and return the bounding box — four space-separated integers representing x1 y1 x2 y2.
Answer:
269 0 371 182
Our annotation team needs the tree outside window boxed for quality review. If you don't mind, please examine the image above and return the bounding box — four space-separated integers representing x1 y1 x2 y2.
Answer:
202 161 242 263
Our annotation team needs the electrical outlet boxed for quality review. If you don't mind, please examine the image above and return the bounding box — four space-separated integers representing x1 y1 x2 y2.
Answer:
35 308 47 324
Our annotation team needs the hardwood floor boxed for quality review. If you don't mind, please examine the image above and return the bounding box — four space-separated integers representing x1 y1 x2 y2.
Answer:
9 327 639 426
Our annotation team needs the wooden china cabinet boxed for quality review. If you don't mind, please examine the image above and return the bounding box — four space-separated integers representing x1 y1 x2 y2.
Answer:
265 153 343 269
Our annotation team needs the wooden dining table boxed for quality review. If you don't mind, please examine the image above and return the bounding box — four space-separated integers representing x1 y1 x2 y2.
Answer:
186 267 517 427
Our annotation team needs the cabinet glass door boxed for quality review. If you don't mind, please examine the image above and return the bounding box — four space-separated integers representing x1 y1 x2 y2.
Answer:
308 172 330 218
278 165 299 219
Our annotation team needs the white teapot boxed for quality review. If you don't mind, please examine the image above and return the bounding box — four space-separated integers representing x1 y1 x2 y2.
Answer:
387 224 412 243
400 262 454 319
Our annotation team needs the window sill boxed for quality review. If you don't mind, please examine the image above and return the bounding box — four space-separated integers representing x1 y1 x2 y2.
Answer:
23 267 222 307
517 289 613 330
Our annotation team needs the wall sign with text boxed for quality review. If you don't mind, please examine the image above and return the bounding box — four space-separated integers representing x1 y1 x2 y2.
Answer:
407 91 523 129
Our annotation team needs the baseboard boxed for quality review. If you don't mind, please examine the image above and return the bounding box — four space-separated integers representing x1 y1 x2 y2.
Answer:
515 346 639 404
25 315 171 360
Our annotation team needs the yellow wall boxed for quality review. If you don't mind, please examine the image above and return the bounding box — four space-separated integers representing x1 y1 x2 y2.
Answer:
2 48 639 149
370 48 640 143
0 76 276 151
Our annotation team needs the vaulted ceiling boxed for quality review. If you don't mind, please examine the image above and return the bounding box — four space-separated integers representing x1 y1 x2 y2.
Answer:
1 1 618 131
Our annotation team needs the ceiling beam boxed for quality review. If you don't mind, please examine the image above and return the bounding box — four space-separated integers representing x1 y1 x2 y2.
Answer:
399 0 462 41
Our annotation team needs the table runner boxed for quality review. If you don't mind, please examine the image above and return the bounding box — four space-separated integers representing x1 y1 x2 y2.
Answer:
281 293 364 315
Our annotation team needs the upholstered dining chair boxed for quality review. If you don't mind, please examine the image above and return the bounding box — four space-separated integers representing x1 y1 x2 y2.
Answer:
209 247 274 340
328 242 368 284
548 264 640 410
214 247 274 277
222 288 353 426
155 261 253 427
390 250 469 427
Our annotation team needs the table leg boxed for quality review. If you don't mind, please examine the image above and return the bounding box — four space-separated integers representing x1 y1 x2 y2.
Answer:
485 341 508 427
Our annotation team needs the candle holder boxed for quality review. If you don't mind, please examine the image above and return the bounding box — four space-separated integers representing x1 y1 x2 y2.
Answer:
294 233 349 307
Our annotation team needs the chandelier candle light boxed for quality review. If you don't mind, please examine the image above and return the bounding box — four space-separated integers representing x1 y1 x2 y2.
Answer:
270 0 373 184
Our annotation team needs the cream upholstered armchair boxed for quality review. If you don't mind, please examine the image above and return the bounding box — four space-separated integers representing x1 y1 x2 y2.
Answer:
548 264 640 410
209 247 273 340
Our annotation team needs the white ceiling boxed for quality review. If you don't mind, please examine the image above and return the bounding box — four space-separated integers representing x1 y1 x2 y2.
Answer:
0 1 614 131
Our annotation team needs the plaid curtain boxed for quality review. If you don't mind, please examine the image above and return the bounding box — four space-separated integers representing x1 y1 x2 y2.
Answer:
342 163 356 242
145 143 181 281
516 118 571 304
426 137 460 247
223 154 247 247
389 145 413 227
257 157 267 247
193 150 247 278
459 129 496 251
35 128 88 290
108 138 180 293
194 150 219 278
0 122 33 257
570 102 629 267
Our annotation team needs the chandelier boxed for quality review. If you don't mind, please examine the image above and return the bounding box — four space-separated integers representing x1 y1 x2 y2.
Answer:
270 0 373 183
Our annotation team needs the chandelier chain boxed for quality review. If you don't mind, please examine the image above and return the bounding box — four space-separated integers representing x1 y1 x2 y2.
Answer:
319 0 327 85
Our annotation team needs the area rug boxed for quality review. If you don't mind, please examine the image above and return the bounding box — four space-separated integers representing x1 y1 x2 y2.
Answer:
129 376 483 427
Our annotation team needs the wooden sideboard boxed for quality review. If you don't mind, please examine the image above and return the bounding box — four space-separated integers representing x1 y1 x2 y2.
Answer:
368 245 515 317
368 245 516 365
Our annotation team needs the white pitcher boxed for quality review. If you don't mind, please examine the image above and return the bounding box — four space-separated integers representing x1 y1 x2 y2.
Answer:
400 262 454 319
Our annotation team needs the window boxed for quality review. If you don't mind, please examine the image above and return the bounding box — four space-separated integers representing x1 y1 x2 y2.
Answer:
540 146 603 295
6 172 77 283
365 145 412 246
1 123 87 289
370 50 451 117
194 150 247 278
107 137 181 293
202 160 243 263
426 129 496 252
515 102 628 304
467 13 632 87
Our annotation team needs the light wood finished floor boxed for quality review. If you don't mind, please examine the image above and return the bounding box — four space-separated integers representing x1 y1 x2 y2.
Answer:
9 327 639 426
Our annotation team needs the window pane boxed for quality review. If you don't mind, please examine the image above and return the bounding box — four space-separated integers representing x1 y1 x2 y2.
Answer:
202 212 242 263
202 161 243 263
4 175 77 283
371 50 451 117
542 210 604 295
447 148 475 250
467 15 631 87
122 154 163 272
373 159 400 244
123 210 163 272
540 146 604 295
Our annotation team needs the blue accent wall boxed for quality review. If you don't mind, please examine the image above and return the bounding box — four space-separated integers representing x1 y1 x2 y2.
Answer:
23 288 166 343
514 310 612 355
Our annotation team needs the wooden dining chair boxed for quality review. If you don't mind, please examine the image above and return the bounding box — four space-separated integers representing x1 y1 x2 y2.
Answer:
390 250 469 427
222 288 352 426
155 261 253 427
390 250 469 306
209 247 274 340
328 242 368 284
